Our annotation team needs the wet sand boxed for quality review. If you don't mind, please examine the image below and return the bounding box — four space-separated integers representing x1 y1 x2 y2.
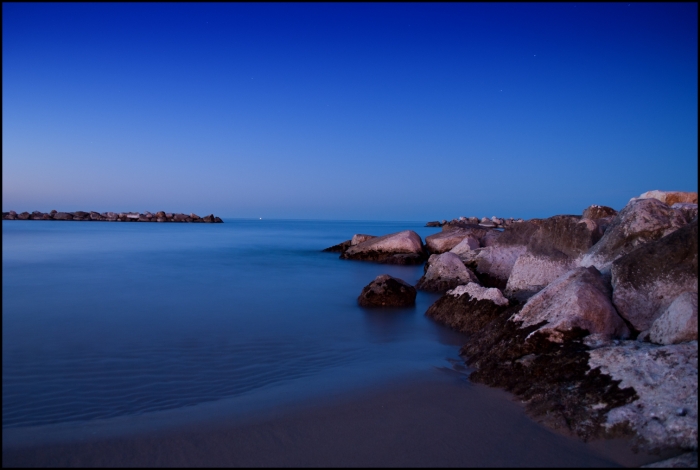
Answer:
2 369 671 467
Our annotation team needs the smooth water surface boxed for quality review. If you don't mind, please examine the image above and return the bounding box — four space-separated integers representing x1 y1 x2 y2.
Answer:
3 219 465 429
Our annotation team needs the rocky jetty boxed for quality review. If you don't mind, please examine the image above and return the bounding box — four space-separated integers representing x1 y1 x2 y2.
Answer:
422 190 698 460
357 274 417 308
330 189 698 464
2 210 223 223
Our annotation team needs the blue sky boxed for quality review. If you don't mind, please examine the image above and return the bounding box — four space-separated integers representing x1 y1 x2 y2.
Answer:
2 3 697 220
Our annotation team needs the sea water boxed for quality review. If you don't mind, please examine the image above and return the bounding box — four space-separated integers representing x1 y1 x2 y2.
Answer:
2 219 466 429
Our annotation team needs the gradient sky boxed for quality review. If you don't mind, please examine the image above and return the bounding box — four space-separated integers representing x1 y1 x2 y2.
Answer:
3 3 697 220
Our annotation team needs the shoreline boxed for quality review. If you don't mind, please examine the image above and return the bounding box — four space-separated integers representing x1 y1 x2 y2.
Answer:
2 368 673 468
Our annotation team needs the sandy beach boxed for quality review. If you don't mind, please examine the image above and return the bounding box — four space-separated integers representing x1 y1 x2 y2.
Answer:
2 368 674 468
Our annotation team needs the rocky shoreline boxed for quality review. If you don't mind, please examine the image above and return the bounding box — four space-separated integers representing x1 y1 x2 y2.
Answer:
324 189 698 467
2 210 223 223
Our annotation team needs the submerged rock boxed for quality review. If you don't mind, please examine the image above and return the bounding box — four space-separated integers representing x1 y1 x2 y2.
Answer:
357 274 417 308
415 252 478 292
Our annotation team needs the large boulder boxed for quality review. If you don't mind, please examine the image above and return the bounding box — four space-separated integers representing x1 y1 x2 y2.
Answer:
588 341 698 451
425 282 511 335
581 198 687 273
672 203 698 224
649 292 698 345
415 252 479 292
53 212 73 220
448 235 480 256
510 266 630 343
582 204 617 220
610 219 698 332
425 228 480 254
357 274 417 308
504 215 605 300
340 230 426 265
634 190 698 206
351 234 375 245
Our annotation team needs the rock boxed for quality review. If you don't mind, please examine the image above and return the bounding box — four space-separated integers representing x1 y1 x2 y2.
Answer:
173 213 187 222
449 235 480 255
425 283 513 335
190 213 200 220
351 234 375 245
447 283 509 306
90 211 101 220
214 217 223 223
157 217 167 222
426 228 481 254
53 212 73 220
588 340 698 451
425 221 442 227
635 190 698 206
104 212 118 221
479 220 496 228
510 266 630 343
74 211 89 219
642 451 698 468
582 204 617 220
138 214 150 222
17 212 30 220
473 245 527 288
581 198 687 273
322 240 352 253
202 214 215 222
156 211 166 218
49 210 57 216
340 230 426 265
357 274 417 308
416 253 479 292
610 219 697 332
480 229 501 247
671 203 698 224
504 215 604 300
491 216 503 225
649 292 698 345
505 253 579 301
126 213 140 220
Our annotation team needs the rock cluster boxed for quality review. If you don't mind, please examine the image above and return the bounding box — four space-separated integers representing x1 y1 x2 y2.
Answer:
426 216 525 229
421 190 697 459
324 230 427 265
2 210 223 223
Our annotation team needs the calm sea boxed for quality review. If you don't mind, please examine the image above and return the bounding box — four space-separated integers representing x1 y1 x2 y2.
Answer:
2 219 466 429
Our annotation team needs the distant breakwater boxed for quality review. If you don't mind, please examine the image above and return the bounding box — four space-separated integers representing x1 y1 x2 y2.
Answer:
2 210 223 223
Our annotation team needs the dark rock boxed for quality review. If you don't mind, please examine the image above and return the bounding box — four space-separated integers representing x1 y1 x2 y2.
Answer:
214 217 223 223
53 212 73 220
156 211 166 218
582 205 618 220
425 221 442 227
611 219 698 333
17 212 30 220
202 214 215 222
357 274 417 308
323 240 352 253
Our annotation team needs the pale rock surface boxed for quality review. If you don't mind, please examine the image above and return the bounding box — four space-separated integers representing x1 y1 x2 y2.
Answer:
474 245 527 283
588 340 698 451
415 253 478 292
425 228 478 254
505 253 579 301
649 292 698 345
634 190 698 206
447 282 509 306
510 266 629 343
344 230 423 255
581 198 687 273
351 234 375 246
449 235 480 255
671 203 698 224
611 220 698 332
